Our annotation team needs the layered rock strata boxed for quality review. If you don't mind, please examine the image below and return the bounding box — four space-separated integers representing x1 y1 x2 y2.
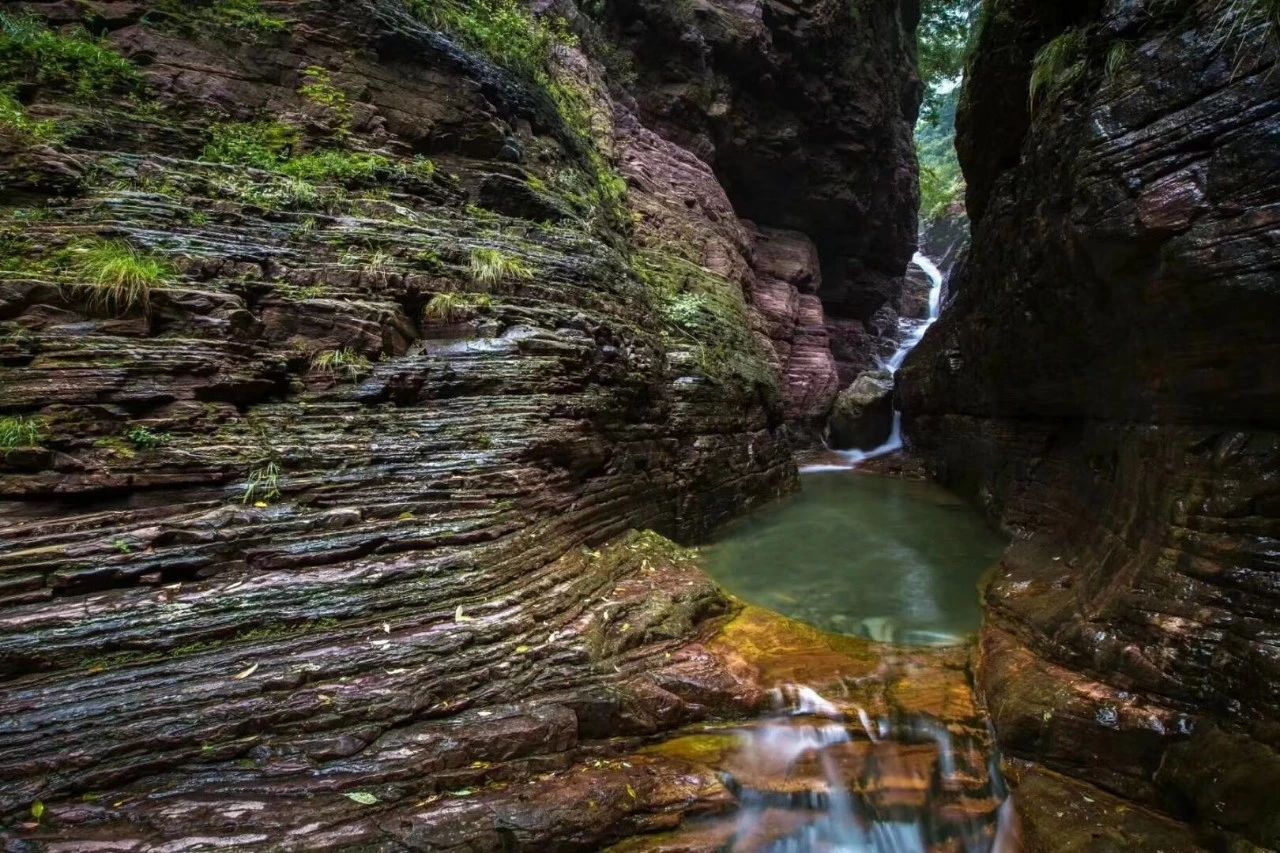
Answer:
900 1 1280 847
588 0 923 382
0 0 919 846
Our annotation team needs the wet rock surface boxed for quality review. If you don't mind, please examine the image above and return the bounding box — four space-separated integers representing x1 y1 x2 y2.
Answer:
829 370 895 452
591 0 922 367
0 0 925 847
900 0 1280 847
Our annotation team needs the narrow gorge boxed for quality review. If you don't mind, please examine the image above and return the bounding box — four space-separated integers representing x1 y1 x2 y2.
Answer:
0 0 1276 851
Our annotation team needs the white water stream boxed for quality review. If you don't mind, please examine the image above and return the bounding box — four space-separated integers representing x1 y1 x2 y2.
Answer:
727 684 1020 852
802 253 945 473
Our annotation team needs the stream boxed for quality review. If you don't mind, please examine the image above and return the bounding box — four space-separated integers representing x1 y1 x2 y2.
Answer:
675 254 1018 851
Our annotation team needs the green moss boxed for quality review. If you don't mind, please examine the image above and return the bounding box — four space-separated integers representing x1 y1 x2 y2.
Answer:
202 121 301 170
0 89 61 145
634 250 779 393
207 0 287 33
0 415 46 448
0 12 141 100
298 66 352 129
409 0 628 232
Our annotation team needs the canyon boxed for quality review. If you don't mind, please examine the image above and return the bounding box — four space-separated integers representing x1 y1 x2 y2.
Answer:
0 0 1276 851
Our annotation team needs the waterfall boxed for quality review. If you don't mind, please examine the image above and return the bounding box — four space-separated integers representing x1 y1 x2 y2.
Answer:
804 253 944 473
723 684 1014 852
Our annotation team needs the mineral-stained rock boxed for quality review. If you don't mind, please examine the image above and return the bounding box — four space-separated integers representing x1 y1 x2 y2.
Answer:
899 1 1280 846
0 0 862 844
746 225 840 441
829 370 894 451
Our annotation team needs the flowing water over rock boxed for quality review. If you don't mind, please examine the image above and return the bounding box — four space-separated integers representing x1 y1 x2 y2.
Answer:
684 473 1015 851
807 254 944 472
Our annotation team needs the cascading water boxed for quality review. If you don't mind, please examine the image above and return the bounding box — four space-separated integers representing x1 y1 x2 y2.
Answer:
720 683 1019 852
805 253 945 472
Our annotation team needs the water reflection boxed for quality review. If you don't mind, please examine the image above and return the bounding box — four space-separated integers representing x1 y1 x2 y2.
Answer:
703 474 1006 646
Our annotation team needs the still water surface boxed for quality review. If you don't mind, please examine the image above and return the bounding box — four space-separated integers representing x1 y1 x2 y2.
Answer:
703 473 1006 646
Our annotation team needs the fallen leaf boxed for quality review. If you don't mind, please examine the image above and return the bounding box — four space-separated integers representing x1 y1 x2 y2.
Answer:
626 785 637 800
345 792 379 805
455 605 474 623
515 645 530 654
253 501 268 509
30 801 44 822
452 788 474 797
233 662 259 680
382 622 391 634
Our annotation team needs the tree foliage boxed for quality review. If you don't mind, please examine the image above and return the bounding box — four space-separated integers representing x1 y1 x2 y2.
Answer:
915 0 976 225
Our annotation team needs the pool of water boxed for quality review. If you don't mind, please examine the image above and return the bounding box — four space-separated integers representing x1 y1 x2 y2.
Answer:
703 473 1006 645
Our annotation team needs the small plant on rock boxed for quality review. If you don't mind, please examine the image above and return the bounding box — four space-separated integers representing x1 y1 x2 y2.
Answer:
125 426 170 449
0 90 61 145
424 292 493 324
468 248 533 284
202 121 300 170
207 0 288 34
0 415 46 448
1029 28 1086 110
311 347 371 380
66 239 176 314
242 460 281 505
298 66 353 129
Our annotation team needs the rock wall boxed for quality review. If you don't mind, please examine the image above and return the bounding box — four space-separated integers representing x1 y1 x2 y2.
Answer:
590 0 923 383
899 0 1280 847
0 0 919 845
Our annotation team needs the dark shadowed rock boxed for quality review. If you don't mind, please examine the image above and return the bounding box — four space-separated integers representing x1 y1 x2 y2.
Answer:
900 0 1280 846
829 369 894 451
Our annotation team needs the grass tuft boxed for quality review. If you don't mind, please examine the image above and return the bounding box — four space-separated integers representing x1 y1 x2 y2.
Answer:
469 248 533 284
66 239 176 315
311 347 371 380
207 0 288 33
424 293 493 324
1029 28 1087 110
242 461 281 505
0 415 46 448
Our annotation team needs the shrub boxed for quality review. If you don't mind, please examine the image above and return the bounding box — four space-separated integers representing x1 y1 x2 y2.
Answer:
202 121 300 169
311 347 371 379
469 248 533 284
424 292 493 323
1029 28 1086 109
66 239 175 314
0 90 60 144
0 415 45 448
0 12 140 99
